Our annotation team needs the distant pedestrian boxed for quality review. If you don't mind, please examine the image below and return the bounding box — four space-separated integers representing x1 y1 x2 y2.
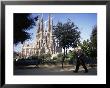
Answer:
73 49 88 73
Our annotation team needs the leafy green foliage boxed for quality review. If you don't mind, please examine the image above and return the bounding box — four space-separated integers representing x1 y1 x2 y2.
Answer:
90 26 97 49
57 53 63 59
67 50 76 60
53 19 80 68
53 19 80 49
80 39 91 56
14 13 38 45
90 26 97 58
80 26 97 59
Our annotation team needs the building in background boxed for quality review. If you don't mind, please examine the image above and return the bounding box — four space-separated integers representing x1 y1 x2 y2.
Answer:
21 14 62 58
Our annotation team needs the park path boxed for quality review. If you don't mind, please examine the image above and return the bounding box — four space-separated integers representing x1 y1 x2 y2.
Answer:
14 64 97 75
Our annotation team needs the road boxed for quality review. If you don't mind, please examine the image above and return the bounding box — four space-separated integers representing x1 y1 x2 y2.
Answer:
14 64 97 75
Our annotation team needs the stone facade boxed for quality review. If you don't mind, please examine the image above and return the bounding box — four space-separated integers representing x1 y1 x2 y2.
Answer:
21 14 62 58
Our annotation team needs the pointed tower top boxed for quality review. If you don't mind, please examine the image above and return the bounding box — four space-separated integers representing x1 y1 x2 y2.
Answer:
37 20 40 33
41 14 44 32
37 15 41 33
48 13 51 32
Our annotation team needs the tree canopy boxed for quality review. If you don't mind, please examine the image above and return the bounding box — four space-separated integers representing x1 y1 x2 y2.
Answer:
14 13 38 45
80 26 97 59
90 26 97 49
53 19 80 68
53 19 80 49
90 26 97 58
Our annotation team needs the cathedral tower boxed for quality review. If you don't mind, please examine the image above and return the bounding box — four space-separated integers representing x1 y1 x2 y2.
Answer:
47 14 53 54
21 14 62 58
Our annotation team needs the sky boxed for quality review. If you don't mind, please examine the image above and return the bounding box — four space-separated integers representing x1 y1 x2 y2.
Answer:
14 13 97 52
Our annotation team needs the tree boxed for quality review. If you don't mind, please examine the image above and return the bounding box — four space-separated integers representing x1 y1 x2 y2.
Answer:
57 53 64 63
67 50 76 64
79 26 97 65
80 39 91 57
14 13 38 45
90 26 97 49
53 19 80 68
90 26 97 59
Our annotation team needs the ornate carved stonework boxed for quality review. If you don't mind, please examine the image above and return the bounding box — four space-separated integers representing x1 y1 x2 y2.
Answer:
22 14 62 58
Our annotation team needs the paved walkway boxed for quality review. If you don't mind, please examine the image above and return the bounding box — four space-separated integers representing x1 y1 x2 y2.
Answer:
14 64 97 75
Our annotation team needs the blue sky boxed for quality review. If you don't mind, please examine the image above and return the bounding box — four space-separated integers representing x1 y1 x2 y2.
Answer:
14 13 97 52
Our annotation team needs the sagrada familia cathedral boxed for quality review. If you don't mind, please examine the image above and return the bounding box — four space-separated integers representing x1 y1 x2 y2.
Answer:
21 14 62 58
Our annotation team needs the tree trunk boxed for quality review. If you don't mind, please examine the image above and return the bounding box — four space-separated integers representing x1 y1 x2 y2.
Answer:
66 48 68 55
62 47 65 69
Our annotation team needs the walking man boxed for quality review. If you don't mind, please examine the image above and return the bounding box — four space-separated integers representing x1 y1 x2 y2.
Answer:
74 48 88 73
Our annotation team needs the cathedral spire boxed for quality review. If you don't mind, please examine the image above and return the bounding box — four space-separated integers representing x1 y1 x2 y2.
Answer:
41 14 44 32
52 19 53 32
48 13 51 32
37 16 41 33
